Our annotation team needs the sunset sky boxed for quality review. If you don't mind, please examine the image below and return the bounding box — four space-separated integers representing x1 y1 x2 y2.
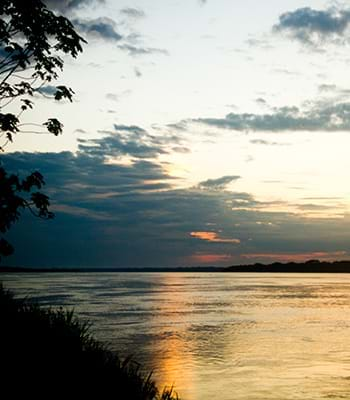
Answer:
4 0 350 267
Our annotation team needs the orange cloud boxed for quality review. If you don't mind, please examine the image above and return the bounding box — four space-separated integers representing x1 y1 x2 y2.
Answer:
190 231 240 244
242 251 347 263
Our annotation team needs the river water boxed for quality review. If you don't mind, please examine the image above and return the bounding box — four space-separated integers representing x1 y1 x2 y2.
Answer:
2 272 350 400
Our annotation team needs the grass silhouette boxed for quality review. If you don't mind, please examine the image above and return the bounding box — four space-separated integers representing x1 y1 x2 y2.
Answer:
0 284 179 399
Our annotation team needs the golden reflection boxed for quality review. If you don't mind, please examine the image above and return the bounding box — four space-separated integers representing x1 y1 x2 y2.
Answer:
4 273 350 399
149 273 195 398
143 273 350 399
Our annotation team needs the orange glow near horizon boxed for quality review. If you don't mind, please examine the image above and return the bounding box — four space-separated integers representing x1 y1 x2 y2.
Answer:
242 251 347 263
189 253 233 264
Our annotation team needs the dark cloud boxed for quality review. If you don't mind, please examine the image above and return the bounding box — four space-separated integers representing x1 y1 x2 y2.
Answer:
36 85 57 97
274 7 350 47
199 176 240 190
73 17 122 41
113 125 147 134
78 132 167 160
118 44 169 57
45 1 160 53
120 8 145 19
189 101 350 132
44 0 105 13
2 125 349 268
77 124 186 160
3 143 350 268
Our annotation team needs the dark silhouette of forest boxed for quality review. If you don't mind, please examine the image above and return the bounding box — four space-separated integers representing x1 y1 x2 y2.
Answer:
3 260 350 273
225 259 350 273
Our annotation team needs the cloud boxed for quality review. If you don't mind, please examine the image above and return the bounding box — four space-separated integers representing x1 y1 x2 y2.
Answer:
4 146 350 268
274 7 350 47
3 125 350 268
255 98 267 106
318 84 337 92
44 0 105 13
246 37 274 50
3 145 174 202
118 44 169 56
120 8 145 19
77 124 187 161
198 175 240 190
272 68 300 76
113 124 147 134
316 84 350 100
35 85 73 103
45 1 160 54
167 122 187 131
190 231 240 244
78 130 167 160
134 67 142 78
189 101 350 132
106 93 119 102
297 203 335 211
250 139 289 146
36 85 57 97
73 17 122 41
172 146 191 154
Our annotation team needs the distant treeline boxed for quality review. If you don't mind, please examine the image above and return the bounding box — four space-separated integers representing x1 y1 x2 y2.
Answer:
225 260 350 273
2 260 350 273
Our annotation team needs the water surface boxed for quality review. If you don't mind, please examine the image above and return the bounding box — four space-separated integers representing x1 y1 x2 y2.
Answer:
2 272 350 400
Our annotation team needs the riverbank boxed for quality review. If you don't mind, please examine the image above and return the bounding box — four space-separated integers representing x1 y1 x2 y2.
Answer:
0 284 179 399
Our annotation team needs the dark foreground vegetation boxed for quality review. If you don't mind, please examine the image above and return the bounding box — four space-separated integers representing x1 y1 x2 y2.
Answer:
0 284 179 399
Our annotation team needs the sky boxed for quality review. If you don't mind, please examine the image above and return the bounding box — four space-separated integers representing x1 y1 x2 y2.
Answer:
3 0 350 268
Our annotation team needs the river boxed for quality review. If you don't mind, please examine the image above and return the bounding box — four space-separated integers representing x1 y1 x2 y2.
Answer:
2 272 350 399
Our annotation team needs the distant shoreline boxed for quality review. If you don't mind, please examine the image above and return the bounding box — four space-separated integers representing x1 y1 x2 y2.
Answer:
2 260 350 273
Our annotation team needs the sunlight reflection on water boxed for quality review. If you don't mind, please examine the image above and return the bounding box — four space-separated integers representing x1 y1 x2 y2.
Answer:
2 272 350 400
